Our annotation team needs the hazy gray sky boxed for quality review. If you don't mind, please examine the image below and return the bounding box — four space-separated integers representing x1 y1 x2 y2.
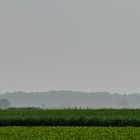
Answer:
0 0 140 94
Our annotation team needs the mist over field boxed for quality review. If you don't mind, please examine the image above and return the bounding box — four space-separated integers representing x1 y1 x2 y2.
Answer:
0 1 140 139
0 90 139 108
0 0 140 109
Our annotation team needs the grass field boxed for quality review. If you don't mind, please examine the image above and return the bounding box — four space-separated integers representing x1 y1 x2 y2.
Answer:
0 108 140 126
0 126 139 140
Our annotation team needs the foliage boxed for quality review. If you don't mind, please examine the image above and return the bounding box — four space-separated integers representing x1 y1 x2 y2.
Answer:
0 99 10 108
0 126 140 140
0 108 139 126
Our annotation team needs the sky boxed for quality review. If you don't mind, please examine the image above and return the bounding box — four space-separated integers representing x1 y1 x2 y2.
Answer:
0 0 140 94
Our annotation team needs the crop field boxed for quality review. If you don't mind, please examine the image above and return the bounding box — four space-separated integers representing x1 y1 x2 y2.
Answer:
0 109 140 139
0 108 139 126
0 126 139 140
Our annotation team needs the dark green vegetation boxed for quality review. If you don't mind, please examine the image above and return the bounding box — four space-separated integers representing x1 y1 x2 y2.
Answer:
0 108 140 126
0 126 140 140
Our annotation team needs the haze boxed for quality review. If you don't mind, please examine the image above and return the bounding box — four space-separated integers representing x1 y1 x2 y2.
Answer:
0 0 140 94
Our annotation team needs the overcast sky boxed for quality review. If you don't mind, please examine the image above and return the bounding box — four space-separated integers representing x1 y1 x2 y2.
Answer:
0 0 140 94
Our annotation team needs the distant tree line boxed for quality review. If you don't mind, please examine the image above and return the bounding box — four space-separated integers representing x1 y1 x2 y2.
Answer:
0 98 10 108
0 90 140 108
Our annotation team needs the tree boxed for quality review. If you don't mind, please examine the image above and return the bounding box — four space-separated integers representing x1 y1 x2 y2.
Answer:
0 98 10 109
117 99 129 108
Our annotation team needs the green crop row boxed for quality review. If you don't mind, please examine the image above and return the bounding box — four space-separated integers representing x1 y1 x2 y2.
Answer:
0 116 140 126
0 108 139 126
0 126 140 140
0 108 140 116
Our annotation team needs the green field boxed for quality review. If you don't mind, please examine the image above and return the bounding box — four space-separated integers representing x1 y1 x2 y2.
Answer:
0 126 139 140
0 108 140 126
0 109 139 139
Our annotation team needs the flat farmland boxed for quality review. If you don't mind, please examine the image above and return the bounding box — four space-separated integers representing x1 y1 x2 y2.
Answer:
0 126 139 140
0 109 139 139
0 108 140 126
